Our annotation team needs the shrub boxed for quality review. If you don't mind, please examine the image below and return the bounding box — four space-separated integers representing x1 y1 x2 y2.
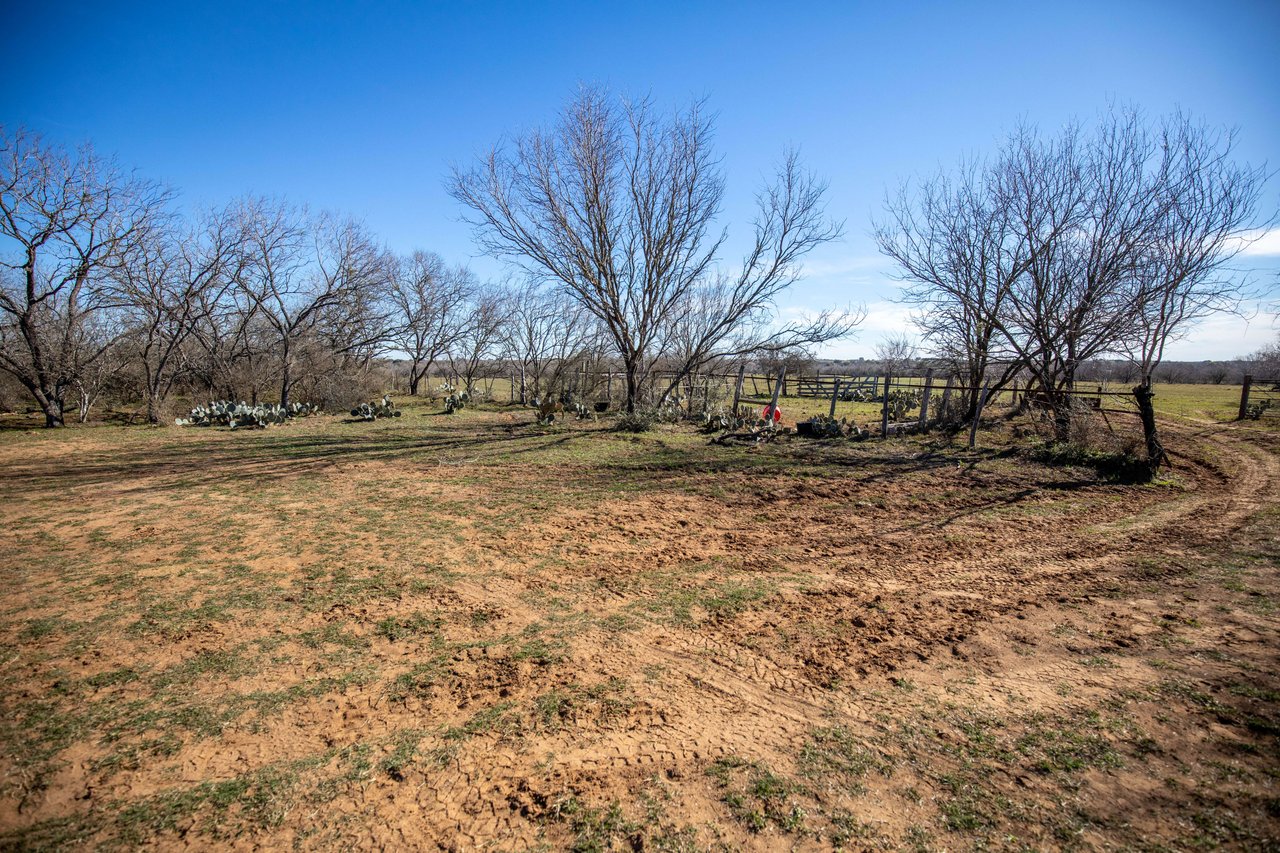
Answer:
614 410 655 433
1028 441 1149 483
308 371 383 413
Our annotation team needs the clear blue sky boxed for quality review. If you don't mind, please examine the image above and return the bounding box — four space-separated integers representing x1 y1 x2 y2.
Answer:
4 0 1278 359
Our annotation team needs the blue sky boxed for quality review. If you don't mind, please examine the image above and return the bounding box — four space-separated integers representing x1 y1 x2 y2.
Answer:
4 0 1278 359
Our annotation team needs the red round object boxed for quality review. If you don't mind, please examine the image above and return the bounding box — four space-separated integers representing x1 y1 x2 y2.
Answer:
762 405 782 423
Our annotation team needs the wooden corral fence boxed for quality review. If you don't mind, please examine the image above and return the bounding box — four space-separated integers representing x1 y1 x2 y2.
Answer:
497 365 1161 448
1238 375 1280 420
792 374 880 399
730 366 785 420
779 371 1147 448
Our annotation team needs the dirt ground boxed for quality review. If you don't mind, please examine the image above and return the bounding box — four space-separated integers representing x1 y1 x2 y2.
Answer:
0 408 1277 850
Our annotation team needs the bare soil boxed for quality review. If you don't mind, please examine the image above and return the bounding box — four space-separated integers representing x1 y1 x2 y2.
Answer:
0 411 1277 850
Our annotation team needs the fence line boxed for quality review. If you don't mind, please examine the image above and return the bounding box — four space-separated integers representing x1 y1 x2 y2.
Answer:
1238 374 1279 419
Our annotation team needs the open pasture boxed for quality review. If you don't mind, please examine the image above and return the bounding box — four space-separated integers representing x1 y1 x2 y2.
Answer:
1 401 1278 850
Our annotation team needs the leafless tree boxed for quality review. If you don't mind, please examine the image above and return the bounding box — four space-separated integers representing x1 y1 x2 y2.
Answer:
653 270 860 406
111 204 242 422
447 285 510 395
234 201 394 407
1251 332 1280 378
874 333 919 378
880 108 1269 455
184 281 260 401
501 280 599 404
876 158 1027 416
449 87 856 412
387 251 475 395
1124 114 1270 379
1000 110 1267 446
0 128 170 426
69 311 129 422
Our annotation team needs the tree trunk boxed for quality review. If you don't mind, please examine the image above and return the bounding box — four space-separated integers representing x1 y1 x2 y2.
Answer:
279 348 293 407
1051 397 1072 443
624 360 641 414
1133 382 1164 481
1051 367 1077 443
408 361 423 396
41 395 65 428
146 393 163 425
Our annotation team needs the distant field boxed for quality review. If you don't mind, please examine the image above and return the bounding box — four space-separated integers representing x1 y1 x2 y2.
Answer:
370 377 1259 428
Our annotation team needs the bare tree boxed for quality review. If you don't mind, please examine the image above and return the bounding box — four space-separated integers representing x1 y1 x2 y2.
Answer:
874 333 918 378
1251 332 1280 377
0 128 169 426
387 251 475 395
111 204 241 422
184 280 260 401
69 311 128 422
652 269 859 406
881 108 1269 455
877 158 1027 416
447 285 510 395
449 87 854 413
1000 110 1266 446
234 201 393 407
1125 114 1270 379
501 280 598 404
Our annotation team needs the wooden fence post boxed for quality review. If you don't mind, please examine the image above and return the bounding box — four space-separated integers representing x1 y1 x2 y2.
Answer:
828 379 842 419
939 375 955 425
917 369 934 430
732 364 746 418
881 374 892 438
968 384 992 449
767 368 786 419
1238 374 1253 420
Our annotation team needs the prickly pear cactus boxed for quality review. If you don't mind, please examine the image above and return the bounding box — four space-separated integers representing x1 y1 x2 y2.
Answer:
176 400 321 429
350 396 402 421
444 391 470 414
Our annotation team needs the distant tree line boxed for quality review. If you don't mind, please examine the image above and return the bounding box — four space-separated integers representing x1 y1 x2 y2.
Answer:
805 354 1277 386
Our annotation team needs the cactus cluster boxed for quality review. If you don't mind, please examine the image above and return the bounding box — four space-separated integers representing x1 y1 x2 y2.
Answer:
837 386 925 415
176 400 321 429
797 414 871 440
884 389 924 421
531 395 593 424
839 386 880 403
1245 398 1274 420
350 396 402 421
444 390 470 414
699 407 778 434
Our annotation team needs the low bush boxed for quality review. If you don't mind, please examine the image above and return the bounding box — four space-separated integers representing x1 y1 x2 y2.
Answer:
1028 441 1150 483
614 410 656 433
